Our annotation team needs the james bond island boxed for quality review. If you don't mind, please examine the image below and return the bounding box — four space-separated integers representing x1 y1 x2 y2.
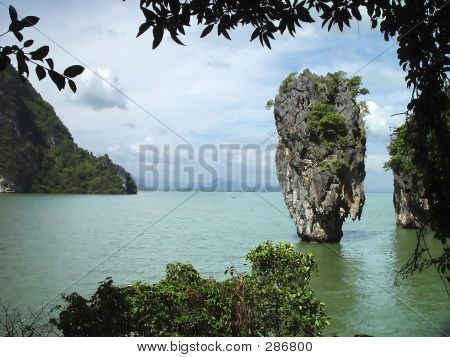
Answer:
272 70 368 243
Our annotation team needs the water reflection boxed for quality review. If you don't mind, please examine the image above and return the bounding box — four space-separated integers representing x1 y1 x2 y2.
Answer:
296 240 364 336
296 225 450 336
390 227 450 336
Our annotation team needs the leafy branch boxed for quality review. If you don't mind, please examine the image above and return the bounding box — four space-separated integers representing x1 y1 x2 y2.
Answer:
0 5 84 92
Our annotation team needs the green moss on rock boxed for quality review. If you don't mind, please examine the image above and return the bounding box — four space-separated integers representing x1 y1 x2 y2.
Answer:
306 102 348 151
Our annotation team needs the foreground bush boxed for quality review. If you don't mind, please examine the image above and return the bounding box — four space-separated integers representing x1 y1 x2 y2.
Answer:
52 241 328 336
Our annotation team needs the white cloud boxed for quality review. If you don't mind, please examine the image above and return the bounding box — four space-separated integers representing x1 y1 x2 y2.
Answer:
365 101 404 141
368 67 406 91
205 60 232 70
107 145 120 152
128 143 138 153
71 68 128 111
121 122 136 129
366 154 389 173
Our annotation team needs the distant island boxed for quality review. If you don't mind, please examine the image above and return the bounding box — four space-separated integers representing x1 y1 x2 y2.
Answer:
0 67 136 194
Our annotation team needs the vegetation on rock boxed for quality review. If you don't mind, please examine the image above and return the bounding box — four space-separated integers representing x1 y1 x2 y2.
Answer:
30 142 134 194
265 99 274 110
0 67 137 194
385 119 421 183
306 102 347 146
384 103 449 282
274 69 367 242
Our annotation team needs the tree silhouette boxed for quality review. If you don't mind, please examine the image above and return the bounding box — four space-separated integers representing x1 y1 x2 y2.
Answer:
0 5 84 91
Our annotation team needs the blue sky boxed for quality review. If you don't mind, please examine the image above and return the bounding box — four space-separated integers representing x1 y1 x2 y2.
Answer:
1 0 412 191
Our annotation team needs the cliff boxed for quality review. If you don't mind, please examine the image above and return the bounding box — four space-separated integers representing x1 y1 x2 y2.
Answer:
385 121 429 228
0 67 137 194
273 69 367 242
392 172 429 228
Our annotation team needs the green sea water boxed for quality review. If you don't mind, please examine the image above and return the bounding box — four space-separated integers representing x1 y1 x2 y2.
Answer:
0 192 448 336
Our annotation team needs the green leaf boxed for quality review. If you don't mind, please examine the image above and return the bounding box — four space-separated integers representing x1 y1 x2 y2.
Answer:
16 50 29 79
221 29 231 41
68 79 77 93
141 7 157 21
63 65 85 78
351 7 362 21
169 0 180 14
30 46 49 61
21 16 40 27
9 20 25 33
200 24 214 38
9 5 18 22
137 22 151 37
250 28 260 42
170 31 185 46
152 26 164 49
2 46 13 56
263 34 272 49
12 31 23 42
278 19 286 34
24 40 34 48
297 8 314 23
46 58 54 70
35 65 46 81
48 70 65 91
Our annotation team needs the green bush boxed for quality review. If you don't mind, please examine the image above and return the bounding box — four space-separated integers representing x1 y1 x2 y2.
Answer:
385 95 449 179
319 158 346 172
52 241 328 337
265 99 274 110
306 102 348 147
346 75 370 98
324 72 369 103
384 121 419 176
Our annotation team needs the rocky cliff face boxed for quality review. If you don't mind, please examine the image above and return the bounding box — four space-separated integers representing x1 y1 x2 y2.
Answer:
98 155 138 195
393 172 429 228
274 69 366 242
0 67 137 194
386 121 429 228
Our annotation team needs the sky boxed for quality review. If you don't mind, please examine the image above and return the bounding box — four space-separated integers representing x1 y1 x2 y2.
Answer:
1 0 413 192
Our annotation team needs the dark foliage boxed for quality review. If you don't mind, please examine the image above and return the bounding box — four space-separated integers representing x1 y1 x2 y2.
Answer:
52 242 329 337
0 5 84 92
